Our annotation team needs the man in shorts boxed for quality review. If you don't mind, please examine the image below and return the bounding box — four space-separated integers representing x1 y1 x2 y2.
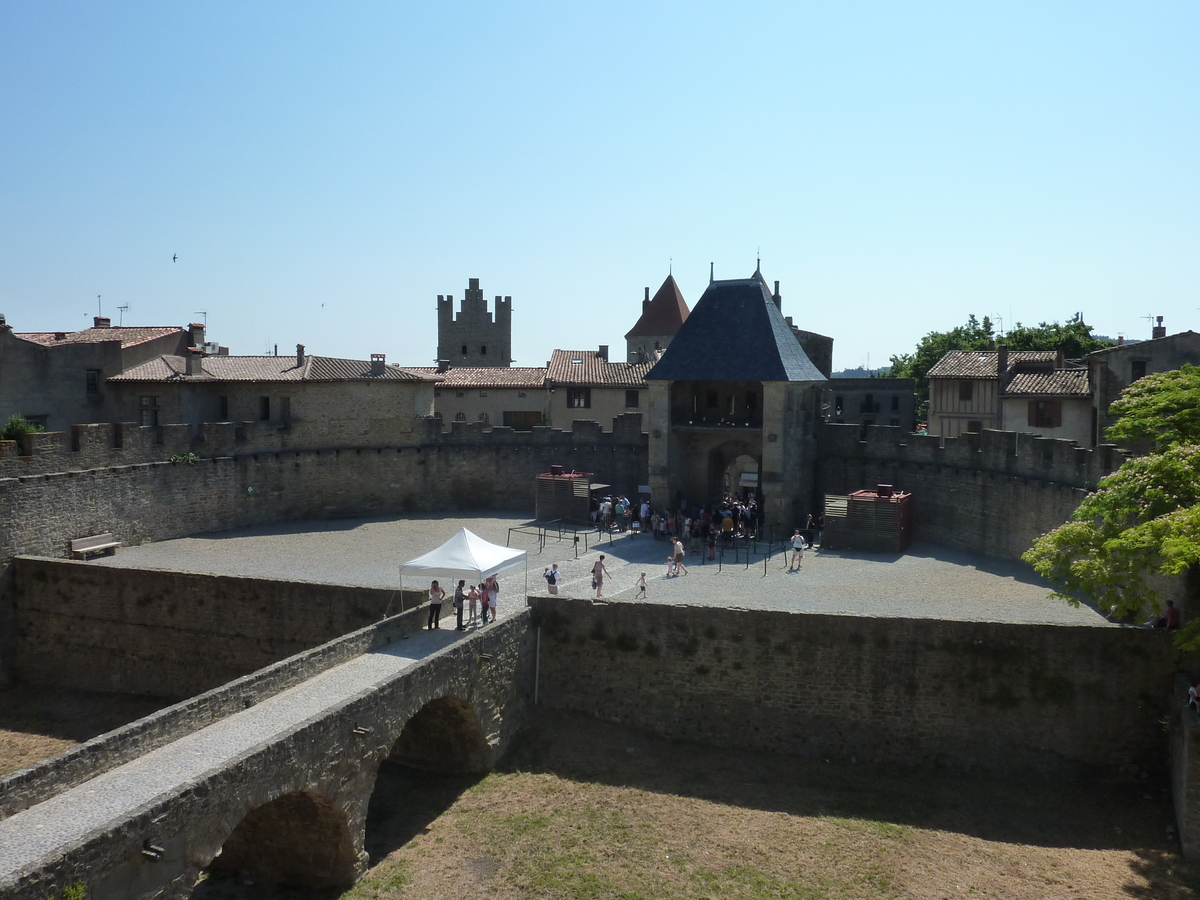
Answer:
591 554 611 597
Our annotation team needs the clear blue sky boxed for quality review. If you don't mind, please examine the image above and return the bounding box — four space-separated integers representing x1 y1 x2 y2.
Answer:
2 2 1196 371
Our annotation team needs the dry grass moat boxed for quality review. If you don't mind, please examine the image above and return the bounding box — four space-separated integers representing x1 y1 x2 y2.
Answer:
195 708 1195 900
0 685 169 777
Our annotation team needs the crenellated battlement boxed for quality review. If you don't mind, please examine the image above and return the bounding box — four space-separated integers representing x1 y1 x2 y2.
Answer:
818 423 1127 491
0 413 648 478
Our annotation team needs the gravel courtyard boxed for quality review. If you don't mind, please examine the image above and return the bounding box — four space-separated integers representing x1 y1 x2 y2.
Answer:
95 511 1111 627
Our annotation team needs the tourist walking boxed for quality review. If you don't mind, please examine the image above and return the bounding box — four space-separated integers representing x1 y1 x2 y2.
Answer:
672 537 689 575
427 580 445 630
789 528 805 570
635 572 647 598
549 563 562 594
453 580 466 631
592 555 611 597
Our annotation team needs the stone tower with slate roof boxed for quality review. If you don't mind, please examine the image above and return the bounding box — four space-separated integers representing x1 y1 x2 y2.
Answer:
644 271 829 528
437 278 512 368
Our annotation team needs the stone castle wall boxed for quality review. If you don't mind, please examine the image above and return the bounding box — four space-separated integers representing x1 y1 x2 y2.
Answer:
529 597 1193 774
816 423 1127 561
11 558 429 698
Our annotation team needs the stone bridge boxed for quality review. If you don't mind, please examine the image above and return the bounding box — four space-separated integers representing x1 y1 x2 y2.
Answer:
0 607 535 900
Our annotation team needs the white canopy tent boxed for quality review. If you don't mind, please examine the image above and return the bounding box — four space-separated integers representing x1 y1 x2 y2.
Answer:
397 527 528 609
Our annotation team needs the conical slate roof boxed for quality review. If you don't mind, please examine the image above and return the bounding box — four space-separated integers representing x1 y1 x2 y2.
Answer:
624 274 689 339
645 278 826 383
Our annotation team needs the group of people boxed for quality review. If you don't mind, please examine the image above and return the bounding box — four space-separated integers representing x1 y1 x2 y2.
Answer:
426 575 499 631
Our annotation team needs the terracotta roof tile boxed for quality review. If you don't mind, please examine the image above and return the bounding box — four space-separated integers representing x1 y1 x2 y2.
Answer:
927 350 1058 379
624 274 689 339
547 350 653 387
110 355 440 383
408 366 547 388
1002 369 1091 397
17 326 185 349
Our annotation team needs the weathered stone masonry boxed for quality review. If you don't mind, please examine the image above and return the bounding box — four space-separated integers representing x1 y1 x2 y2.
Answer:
529 597 1195 774
1 611 536 900
817 424 1126 561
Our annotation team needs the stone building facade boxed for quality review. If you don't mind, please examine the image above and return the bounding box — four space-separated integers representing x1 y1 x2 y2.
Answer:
822 377 917 431
1087 323 1200 445
546 348 653 433
645 275 826 526
0 316 198 432
409 366 548 429
436 277 512 368
108 346 439 434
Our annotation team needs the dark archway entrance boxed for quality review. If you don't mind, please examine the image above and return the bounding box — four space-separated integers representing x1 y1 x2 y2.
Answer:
200 791 358 892
707 440 761 505
363 696 490 866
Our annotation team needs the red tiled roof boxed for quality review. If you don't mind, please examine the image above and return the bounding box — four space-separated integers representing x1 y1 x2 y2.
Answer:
624 274 689 339
547 350 653 387
110 355 440 383
408 366 547 388
17 326 185 349
927 350 1059 379
1002 369 1091 397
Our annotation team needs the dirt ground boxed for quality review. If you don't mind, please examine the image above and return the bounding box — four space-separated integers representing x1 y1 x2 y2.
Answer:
194 708 1197 900
0 684 169 777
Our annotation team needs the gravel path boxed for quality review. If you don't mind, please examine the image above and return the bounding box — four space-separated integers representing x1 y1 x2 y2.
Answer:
0 624 496 888
95 512 1111 627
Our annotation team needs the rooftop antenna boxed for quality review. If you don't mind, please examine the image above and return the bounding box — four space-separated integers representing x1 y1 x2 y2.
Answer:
117 304 129 325
709 262 714 284
96 294 102 318
669 257 672 275
193 310 207 327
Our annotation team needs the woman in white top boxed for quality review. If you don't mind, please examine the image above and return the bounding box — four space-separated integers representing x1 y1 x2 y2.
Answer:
427 580 445 630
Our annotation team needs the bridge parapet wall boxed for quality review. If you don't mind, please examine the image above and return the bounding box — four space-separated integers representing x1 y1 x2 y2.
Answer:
0 600 431 821
2 611 534 900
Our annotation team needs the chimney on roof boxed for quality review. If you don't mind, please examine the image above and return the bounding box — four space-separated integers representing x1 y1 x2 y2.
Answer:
598 345 609 362
94 316 111 328
1056 347 1064 369
1153 315 1166 339
189 322 205 347
1118 335 1125 346
437 358 449 373
0 314 8 332
371 353 386 376
997 344 1008 380
185 346 204 376
774 281 781 311
296 344 305 365
643 286 649 313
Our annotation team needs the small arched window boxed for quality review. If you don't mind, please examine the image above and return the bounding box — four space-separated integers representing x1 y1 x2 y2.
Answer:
481 345 487 355
477 412 489 423
454 412 466 421
461 345 468 355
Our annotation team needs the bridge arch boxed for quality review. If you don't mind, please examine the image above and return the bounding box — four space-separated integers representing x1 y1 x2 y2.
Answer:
204 790 359 890
386 694 490 773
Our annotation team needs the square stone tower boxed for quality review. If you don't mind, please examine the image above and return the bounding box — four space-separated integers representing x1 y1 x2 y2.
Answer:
436 278 512 367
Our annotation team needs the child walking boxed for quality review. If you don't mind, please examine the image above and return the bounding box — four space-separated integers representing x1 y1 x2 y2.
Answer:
635 573 647 598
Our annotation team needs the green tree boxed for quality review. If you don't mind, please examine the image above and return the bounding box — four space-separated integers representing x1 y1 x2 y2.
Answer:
1024 365 1200 649
1002 314 1114 358
1 414 43 442
888 314 996 409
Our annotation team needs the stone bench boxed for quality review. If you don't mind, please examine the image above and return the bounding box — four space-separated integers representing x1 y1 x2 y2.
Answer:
69 533 122 559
